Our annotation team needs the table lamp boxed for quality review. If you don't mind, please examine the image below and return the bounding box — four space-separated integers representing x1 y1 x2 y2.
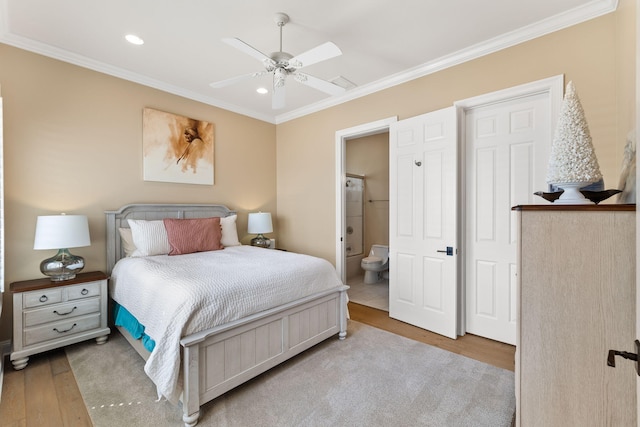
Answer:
33 214 91 281
247 212 272 248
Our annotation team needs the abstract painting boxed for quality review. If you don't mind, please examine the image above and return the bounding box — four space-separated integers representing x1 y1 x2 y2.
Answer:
142 108 214 185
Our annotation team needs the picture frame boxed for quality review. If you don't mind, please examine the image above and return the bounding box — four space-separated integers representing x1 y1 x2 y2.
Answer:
142 108 214 185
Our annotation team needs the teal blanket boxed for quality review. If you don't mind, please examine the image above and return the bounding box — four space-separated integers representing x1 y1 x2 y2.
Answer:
113 302 156 352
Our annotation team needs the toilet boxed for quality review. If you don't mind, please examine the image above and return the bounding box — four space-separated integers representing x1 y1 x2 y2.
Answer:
361 244 389 284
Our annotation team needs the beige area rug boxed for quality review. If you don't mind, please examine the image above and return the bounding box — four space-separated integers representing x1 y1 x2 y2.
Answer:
66 321 515 427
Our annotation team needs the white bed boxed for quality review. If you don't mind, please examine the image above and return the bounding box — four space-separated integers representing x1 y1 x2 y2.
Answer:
105 203 349 426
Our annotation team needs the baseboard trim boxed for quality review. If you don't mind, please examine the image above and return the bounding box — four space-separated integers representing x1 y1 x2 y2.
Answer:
0 339 10 357
0 339 11 402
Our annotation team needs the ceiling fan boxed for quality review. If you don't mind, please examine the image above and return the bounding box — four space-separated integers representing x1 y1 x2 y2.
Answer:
210 12 346 109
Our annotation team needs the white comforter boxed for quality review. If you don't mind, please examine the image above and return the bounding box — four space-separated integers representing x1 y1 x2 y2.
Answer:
109 245 344 403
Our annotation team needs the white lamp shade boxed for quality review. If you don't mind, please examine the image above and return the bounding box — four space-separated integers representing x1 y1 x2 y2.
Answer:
247 212 273 234
34 215 91 250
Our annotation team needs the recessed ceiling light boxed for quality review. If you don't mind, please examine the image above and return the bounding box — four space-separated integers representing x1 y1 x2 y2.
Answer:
125 34 144 45
256 87 268 95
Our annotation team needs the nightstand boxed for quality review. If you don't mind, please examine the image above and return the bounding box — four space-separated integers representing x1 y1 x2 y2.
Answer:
10 271 111 370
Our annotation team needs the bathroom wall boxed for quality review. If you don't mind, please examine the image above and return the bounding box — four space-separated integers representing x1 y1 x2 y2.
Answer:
345 132 389 278
345 175 364 257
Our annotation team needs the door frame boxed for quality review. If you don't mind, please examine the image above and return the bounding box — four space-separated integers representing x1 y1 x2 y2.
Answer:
635 0 639 421
335 117 397 283
454 74 564 336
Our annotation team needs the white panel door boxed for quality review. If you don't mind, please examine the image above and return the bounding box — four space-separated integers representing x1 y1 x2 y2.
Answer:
389 107 458 339
465 93 550 345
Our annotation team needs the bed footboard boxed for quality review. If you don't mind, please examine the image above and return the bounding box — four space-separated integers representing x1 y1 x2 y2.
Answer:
179 285 349 427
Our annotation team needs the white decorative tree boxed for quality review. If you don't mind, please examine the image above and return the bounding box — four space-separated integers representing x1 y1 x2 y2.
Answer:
546 81 602 203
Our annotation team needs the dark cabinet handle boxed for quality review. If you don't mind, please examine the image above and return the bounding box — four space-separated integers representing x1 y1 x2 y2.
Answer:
53 306 77 316
53 323 77 334
607 340 640 375
81 288 89 295
39 295 48 303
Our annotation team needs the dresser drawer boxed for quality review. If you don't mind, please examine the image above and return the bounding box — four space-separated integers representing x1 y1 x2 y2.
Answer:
24 313 101 347
24 298 100 327
67 281 100 300
23 288 63 308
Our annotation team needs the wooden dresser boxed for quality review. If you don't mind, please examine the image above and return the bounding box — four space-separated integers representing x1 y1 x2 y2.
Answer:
514 205 636 426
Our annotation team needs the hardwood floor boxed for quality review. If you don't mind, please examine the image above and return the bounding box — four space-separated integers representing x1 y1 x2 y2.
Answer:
349 302 516 372
0 302 515 426
0 346 91 427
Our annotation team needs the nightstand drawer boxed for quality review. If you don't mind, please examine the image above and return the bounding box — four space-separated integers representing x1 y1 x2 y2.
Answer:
24 313 101 347
24 298 100 327
67 281 100 300
23 289 63 308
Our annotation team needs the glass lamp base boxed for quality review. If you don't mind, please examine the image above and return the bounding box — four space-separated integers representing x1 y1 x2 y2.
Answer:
40 248 85 281
250 234 271 248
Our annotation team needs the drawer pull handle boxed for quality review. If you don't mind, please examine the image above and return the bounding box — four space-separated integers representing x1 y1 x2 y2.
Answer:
53 323 77 334
53 306 77 316
39 295 48 303
81 288 89 296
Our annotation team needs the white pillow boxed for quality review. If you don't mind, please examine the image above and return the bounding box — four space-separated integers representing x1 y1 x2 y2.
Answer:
118 227 137 257
220 214 241 246
127 219 171 257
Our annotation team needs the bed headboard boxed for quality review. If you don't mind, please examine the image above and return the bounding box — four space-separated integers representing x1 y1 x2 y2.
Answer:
104 203 236 274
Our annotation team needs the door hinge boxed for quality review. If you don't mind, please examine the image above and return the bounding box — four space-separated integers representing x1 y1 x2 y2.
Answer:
607 340 640 376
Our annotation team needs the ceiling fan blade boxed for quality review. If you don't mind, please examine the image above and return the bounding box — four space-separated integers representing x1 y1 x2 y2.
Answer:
288 42 342 70
223 38 275 66
294 72 346 96
209 70 267 88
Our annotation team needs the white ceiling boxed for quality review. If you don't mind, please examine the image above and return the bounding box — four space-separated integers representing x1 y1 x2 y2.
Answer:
0 0 617 123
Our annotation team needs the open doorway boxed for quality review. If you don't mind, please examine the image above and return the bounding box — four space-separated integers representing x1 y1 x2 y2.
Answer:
335 117 397 312
344 133 390 311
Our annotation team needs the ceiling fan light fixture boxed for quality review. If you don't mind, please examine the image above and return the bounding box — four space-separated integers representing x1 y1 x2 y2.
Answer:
273 68 287 89
125 34 144 45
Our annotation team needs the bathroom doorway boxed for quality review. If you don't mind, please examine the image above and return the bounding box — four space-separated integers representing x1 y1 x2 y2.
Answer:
344 131 390 311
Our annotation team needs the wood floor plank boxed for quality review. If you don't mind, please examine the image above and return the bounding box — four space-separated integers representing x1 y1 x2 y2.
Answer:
0 363 26 427
48 348 92 426
24 355 65 427
49 349 71 376
53 370 92 427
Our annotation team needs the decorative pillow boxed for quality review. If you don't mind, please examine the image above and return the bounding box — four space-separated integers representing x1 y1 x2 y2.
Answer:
163 217 223 255
127 219 171 257
118 227 137 257
220 214 241 247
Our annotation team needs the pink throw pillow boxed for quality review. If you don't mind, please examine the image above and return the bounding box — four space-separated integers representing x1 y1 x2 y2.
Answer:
163 217 223 255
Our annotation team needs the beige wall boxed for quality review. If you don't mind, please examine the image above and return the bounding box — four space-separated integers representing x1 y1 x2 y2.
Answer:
277 3 636 262
0 44 277 340
346 132 390 254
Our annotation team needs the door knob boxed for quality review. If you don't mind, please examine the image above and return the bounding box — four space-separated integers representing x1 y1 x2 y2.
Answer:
436 247 454 256
607 340 640 375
